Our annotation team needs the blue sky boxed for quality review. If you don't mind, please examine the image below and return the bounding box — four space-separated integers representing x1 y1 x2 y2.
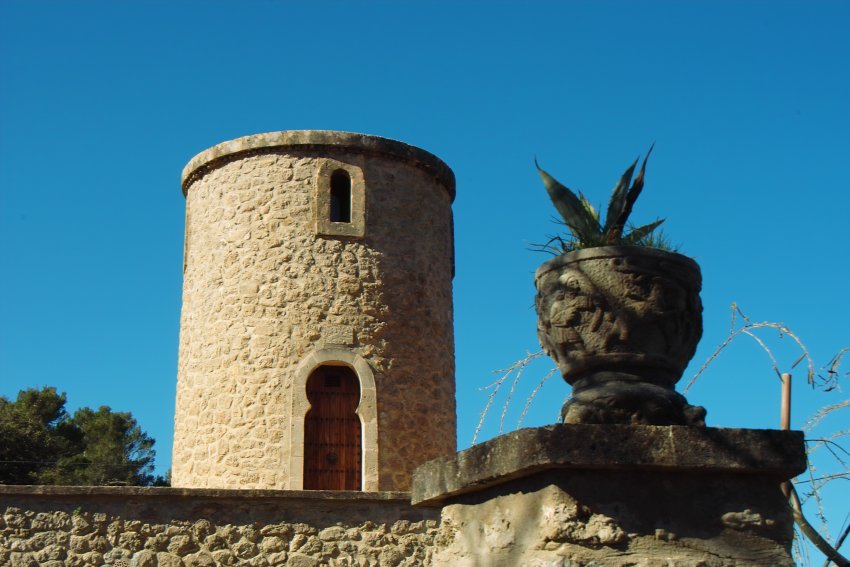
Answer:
2 0 848 555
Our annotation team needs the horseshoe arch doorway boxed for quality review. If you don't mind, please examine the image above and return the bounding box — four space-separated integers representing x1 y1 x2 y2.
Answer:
303 365 362 490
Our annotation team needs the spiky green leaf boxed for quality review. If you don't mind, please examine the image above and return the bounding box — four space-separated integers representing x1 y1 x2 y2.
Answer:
612 144 654 236
535 146 673 253
622 218 665 245
578 192 600 225
536 160 601 244
603 158 638 237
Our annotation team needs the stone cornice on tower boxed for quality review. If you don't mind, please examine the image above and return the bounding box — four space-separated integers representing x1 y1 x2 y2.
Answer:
181 130 456 200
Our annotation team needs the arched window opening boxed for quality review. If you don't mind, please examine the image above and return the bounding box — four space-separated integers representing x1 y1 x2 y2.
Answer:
330 169 352 223
304 365 361 490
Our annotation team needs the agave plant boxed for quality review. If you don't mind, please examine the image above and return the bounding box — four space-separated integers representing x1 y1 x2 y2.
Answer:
535 145 670 254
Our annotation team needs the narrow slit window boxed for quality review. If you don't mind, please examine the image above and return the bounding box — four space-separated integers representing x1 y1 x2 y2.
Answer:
330 170 352 223
314 161 364 238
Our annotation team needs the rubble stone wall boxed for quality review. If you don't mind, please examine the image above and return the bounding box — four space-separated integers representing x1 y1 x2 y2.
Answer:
0 486 439 567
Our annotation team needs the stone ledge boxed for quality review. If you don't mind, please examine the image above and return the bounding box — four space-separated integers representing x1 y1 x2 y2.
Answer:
0 484 411 502
411 424 806 506
181 130 456 200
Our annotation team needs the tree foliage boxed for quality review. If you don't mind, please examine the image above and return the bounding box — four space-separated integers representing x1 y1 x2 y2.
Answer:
0 386 161 486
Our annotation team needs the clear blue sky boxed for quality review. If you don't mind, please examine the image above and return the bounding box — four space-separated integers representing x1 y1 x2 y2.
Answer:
2 0 848 555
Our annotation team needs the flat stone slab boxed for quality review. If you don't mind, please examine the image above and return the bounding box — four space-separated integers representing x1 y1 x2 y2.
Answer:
0 484 411 502
0 486 436 528
412 424 805 506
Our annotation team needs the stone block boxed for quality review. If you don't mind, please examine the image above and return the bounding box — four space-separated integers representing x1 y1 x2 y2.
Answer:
412 424 806 566
412 424 806 505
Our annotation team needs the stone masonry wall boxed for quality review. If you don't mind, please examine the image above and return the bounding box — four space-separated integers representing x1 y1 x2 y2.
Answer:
173 132 457 491
0 486 439 567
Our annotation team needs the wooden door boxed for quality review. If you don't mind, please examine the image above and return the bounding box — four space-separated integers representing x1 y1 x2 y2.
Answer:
303 366 362 490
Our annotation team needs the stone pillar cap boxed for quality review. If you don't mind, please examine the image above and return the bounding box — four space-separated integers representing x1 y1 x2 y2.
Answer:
412 424 806 506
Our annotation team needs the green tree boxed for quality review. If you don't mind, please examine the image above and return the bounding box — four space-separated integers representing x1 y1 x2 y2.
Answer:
0 387 78 484
42 406 157 485
0 386 158 486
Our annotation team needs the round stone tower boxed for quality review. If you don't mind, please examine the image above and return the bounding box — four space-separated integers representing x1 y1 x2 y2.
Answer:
172 131 456 491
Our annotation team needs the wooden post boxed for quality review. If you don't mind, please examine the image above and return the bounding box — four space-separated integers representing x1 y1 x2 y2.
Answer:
780 373 792 431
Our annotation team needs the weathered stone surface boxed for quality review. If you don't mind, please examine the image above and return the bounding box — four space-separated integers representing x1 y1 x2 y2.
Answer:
174 130 457 491
430 475 797 566
412 424 806 505
182 550 214 566
536 247 703 383
319 526 346 541
413 425 804 566
155 551 183 567
130 549 155 567
0 487 438 566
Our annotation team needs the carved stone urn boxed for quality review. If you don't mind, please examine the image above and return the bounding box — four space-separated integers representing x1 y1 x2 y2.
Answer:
534 246 706 425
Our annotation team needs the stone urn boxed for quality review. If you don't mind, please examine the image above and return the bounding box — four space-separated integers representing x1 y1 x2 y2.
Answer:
534 246 706 425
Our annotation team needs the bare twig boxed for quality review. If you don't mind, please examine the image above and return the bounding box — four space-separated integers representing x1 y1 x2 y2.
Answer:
684 303 816 393
806 433 850 465
741 329 783 379
472 351 545 445
473 377 510 446
795 472 850 485
517 367 557 429
827 520 850 567
806 401 850 432
819 348 850 391
499 362 528 434
784 482 850 567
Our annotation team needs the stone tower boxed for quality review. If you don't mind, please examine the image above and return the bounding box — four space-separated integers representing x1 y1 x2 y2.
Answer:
172 131 456 491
